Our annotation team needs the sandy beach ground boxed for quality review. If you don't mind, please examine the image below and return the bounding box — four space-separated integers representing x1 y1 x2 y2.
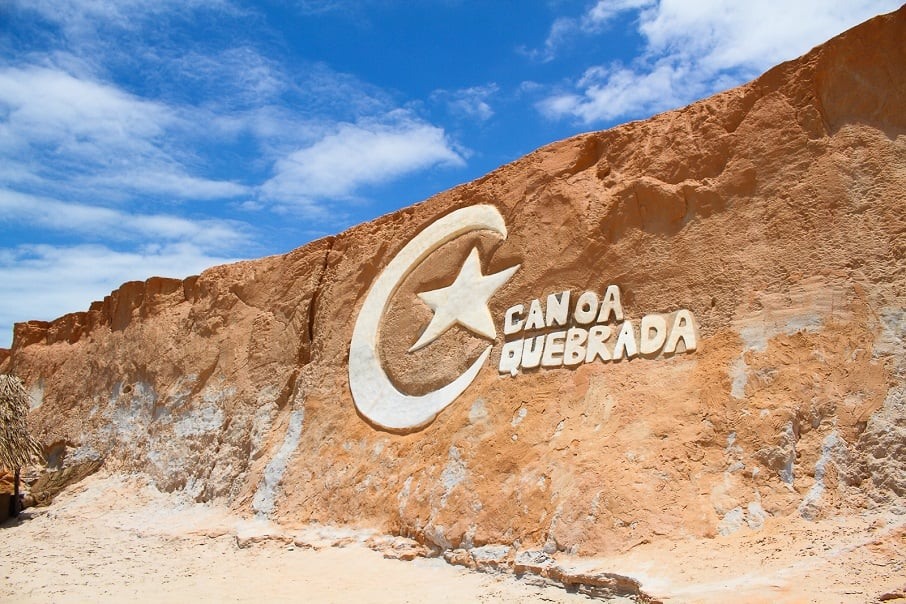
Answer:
1 472 904 603
0 473 607 603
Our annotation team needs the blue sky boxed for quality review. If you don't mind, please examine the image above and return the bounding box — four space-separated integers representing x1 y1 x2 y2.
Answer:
0 0 899 347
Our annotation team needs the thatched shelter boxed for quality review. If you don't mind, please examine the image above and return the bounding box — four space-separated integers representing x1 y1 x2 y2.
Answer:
1 374 43 518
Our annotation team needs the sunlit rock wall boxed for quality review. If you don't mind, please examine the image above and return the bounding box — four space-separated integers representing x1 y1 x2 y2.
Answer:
3 7 904 556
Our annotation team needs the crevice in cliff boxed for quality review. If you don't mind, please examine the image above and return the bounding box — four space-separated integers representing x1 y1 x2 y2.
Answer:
274 368 298 411
300 236 335 367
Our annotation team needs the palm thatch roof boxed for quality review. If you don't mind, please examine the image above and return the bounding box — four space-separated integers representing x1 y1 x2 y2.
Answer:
0 374 43 471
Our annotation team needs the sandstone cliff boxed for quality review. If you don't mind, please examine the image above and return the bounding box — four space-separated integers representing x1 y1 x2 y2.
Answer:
2 7 904 564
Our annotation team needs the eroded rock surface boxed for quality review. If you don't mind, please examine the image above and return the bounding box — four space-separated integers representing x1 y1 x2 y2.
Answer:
2 7 905 578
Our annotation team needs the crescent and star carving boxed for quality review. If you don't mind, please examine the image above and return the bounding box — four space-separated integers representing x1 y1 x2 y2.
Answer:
348 205 519 432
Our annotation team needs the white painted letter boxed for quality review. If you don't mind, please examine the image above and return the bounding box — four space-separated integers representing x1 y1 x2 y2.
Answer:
541 330 566 368
639 313 668 355
546 291 570 327
585 325 612 363
499 339 523 376
525 299 545 331
563 327 588 367
612 320 638 360
574 291 599 325
521 335 544 369
597 285 624 323
664 310 698 354
504 304 524 335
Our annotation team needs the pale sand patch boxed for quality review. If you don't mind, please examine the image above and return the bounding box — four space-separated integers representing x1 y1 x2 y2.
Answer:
2 471 904 603
0 473 598 603
557 512 906 603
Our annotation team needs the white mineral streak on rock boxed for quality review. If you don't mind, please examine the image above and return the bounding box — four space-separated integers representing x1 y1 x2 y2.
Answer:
468 398 488 424
746 500 768 530
799 431 841 520
779 422 797 486
717 507 746 536
28 378 44 410
511 405 527 427
170 380 231 437
398 476 413 515
107 381 156 443
729 280 848 402
164 375 197 409
729 357 748 399
252 408 305 517
250 394 278 461
173 403 225 438
440 446 466 507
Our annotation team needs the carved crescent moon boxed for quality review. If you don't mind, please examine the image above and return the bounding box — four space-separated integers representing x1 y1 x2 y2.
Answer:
349 205 508 432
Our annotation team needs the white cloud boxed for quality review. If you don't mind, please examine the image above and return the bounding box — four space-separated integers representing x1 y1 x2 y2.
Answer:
538 0 902 124
432 84 499 122
0 65 249 200
638 0 899 72
0 189 249 251
526 0 655 62
294 0 354 15
527 17 578 62
260 112 465 203
84 171 249 200
3 6 464 216
0 65 173 153
584 0 656 28
14 0 239 40
0 242 242 348
171 47 287 108
539 61 689 123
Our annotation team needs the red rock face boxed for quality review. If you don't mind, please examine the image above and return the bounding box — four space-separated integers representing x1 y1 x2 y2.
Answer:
2 8 904 555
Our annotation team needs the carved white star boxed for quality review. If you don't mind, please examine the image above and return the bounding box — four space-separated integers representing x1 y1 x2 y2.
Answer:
409 247 519 352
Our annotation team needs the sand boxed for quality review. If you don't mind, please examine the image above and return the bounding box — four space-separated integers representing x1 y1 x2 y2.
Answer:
0 473 602 603
1 472 904 603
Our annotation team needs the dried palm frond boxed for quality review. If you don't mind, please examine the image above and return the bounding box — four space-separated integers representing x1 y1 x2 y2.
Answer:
0 374 44 471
